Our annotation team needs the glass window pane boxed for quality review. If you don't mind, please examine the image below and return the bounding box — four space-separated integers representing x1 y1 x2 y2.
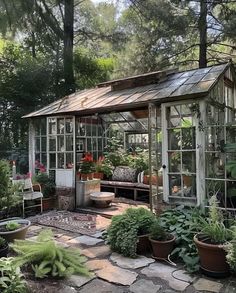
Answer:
41 153 47 167
76 138 85 151
78 121 86 136
92 124 97 136
87 138 92 151
49 136 56 151
65 118 73 133
169 175 182 196
57 118 64 134
41 137 47 152
183 175 196 197
41 118 46 135
57 153 64 169
66 136 73 151
86 123 92 136
168 151 181 172
92 137 97 151
34 120 40 135
98 125 103 137
66 153 73 168
168 106 181 128
98 138 102 151
49 153 56 168
35 138 40 152
168 129 181 150
182 151 196 173
57 136 65 152
48 118 56 135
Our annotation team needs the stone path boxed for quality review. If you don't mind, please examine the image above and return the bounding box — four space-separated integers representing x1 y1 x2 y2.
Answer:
26 218 235 293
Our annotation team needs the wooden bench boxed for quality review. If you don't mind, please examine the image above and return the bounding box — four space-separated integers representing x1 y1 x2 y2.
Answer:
100 180 150 201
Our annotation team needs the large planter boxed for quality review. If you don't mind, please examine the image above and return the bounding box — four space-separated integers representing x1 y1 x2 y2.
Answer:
149 235 175 259
0 218 31 242
137 234 150 254
41 197 57 211
194 234 230 277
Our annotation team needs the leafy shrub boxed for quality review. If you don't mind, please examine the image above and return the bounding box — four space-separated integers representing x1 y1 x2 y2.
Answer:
160 207 203 273
150 218 168 241
6 222 20 231
11 229 90 279
33 172 55 198
107 208 155 257
0 257 27 293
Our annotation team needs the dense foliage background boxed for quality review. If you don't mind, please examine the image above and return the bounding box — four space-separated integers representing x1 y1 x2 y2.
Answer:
0 0 236 161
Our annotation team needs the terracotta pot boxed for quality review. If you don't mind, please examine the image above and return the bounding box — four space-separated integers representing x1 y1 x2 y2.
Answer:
0 243 8 257
137 234 151 254
80 173 88 181
88 173 94 180
143 175 149 185
145 175 163 186
194 234 230 277
149 235 175 259
93 172 104 179
0 219 31 242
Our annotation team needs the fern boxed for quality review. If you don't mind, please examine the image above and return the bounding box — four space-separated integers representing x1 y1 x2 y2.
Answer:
11 229 90 279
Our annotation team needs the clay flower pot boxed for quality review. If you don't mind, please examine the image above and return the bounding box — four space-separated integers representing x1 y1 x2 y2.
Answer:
137 234 151 254
149 234 175 259
93 172 104 180
80 173 88 181
194 234 230 277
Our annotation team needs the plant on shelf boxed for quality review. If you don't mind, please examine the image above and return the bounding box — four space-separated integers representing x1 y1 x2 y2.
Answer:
0 236 8 257
149 218 175 259
11 229 90 279
127 149 149 173
194 194 234 277
104 137 128 167
106 207 155 257
79 153 95 180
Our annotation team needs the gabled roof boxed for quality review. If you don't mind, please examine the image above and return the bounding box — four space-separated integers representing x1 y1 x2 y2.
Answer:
23 62 231 118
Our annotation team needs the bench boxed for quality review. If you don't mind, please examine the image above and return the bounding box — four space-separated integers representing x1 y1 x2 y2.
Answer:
100 180 149 201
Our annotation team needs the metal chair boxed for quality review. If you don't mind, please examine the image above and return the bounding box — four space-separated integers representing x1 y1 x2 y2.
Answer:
13 178 43 217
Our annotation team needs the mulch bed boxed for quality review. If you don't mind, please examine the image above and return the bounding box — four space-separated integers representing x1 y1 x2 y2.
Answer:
29 211 97 235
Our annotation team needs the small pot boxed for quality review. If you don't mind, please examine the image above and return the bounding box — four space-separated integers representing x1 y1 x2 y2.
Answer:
88 173 94 180
80 173 88 181
0 218 31 242
137 234 151 254
149 234 175 259
0 243 8 257
93 172 104 180
194 234 230 278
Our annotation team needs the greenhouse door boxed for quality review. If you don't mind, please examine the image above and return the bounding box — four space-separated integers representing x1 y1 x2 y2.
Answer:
161 101 205 206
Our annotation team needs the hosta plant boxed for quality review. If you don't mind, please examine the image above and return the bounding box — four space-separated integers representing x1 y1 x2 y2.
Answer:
11 229 90 279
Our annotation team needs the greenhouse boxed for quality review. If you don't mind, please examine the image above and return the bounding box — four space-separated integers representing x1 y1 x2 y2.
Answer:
24 61 236 211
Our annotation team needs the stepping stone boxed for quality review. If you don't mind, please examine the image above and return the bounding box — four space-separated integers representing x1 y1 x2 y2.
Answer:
87 259 137 285
81 245 111 258
130 279 161 293
193 278 223 293
68 235 104 246
79 279 125 293
90 231 104 238
141 263 192 291
86 259 111 271
110 252 155 269
172 269 196 283
59 285 77 293
69 274 95 288
96 265 138 286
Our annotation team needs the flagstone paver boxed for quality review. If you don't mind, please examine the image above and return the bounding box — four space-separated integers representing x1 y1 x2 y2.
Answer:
69 274 95 288
59 285 77 293
79 279 125 293
68 235 104 246
141 263 191 291
81 245 111 259
130 279 161 293
90 231 104 238
193 278 224 293
86 259 111 271
96 265 138 286
110 252 155 269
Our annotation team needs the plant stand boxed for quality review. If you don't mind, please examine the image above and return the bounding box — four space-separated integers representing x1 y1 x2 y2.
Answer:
76 179 100 207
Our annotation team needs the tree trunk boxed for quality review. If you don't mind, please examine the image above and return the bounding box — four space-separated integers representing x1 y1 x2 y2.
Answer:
198 0 207 68
63 0 75 94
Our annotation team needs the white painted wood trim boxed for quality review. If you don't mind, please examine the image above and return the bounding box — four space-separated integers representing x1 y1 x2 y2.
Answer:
161 104 169 202
28 120 35 176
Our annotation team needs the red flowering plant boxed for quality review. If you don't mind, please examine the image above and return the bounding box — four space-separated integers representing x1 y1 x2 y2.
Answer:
79 153 95 174
95 156 113 178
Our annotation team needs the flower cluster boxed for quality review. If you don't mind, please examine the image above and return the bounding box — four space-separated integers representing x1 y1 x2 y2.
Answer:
79 153 95 174
35 160 46 173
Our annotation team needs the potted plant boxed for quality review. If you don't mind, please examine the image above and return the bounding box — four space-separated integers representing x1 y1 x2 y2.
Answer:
33 172 56 211
0 236 8 257
194 195 233 277
149 218 175 259
0 218 31 242
107 207 155 257
94 157 113 180
78 153 95 181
